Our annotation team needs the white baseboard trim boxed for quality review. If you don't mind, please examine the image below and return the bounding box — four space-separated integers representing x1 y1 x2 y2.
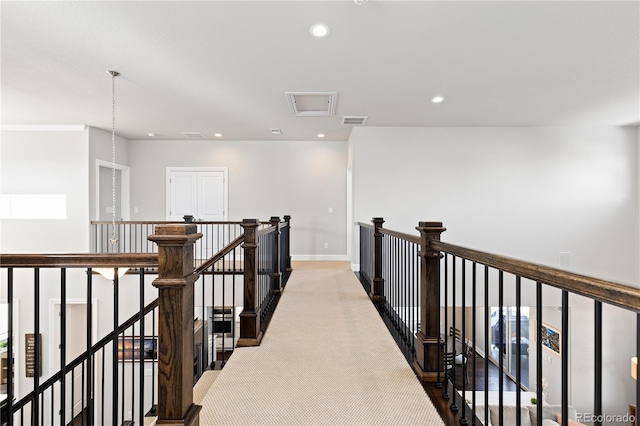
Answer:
291 255 349 261
351 263 360 272
474 348 485 359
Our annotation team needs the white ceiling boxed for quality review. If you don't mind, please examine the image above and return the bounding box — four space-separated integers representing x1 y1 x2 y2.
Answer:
2 1 638 141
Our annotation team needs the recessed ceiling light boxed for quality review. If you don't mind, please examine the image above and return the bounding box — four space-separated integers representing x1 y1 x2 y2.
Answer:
317 133 325 138
147 133 156 137
431 96 445 104
214 133 222 138
309 24 330 38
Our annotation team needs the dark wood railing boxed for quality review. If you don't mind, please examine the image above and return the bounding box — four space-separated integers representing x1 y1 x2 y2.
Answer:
358 218 640 426
1 216 292 426
0 254 158 426
90 219 269 261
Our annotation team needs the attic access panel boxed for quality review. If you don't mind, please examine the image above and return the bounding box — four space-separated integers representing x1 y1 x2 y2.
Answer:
285 92 337 117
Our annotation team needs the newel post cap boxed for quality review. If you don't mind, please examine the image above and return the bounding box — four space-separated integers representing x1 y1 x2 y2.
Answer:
241 218 260 228
148 224 202 244
416 221 446 233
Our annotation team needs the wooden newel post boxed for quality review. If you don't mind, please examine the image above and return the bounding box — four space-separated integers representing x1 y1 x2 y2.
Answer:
270 216 282 294
283 215 292 273
237 219 263 347
413 221 447 382
371 217 385 307
148 224 203 426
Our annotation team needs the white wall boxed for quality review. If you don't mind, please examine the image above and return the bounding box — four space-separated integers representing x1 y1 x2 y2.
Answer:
0 128 91 252
128 139 348 258
350 125 639 420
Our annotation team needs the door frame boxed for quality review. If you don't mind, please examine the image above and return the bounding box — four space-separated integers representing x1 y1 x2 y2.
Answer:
165 167 229 221
95 160 130 221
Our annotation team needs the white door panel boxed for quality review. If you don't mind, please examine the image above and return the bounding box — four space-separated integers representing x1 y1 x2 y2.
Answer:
170 172 198 221
199 172 225 221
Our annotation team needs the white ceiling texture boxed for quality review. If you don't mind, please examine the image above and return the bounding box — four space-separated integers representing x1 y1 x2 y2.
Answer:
1 1 638 141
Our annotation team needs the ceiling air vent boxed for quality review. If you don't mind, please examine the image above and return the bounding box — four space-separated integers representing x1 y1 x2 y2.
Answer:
342 116 368 126
180 132 207 139
285 92 337 117
269 128 283 135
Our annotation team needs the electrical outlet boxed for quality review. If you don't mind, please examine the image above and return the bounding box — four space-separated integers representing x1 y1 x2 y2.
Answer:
324 242 329 249
134 207 139 213
328 207 333 214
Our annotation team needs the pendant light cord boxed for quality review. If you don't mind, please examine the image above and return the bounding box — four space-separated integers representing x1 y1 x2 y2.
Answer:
109 71 119 246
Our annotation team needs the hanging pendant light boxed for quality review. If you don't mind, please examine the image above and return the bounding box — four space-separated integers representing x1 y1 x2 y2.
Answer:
107 70 119 246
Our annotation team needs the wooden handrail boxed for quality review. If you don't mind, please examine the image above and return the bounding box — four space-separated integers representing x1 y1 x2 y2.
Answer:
430 239 640 313
194 235 245 275
0 253 158 268
91 220 269 225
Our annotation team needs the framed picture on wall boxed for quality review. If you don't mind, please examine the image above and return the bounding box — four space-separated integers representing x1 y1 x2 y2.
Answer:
540 323 560 355
117 336 158 361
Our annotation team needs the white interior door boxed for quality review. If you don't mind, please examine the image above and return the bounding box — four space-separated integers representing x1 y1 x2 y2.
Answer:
167 168 228 258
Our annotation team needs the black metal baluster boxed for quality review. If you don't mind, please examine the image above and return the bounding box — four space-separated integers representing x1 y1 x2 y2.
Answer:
442 254 449 399
498 271 504 426
86 268 93 425
472 262 477 420
201 266 206 371
516 276 521 426
232 246 237 362
59 268 67 425
450 256 457 413
101 347 105 425
536 282 542 426
460 259 467 424
484 266 489 426
121 329 125 426
436 250 442 388
561 290 569 426
221 262 227 368
51 383 54 425
150 309 156 416
34 268 41 424
7 268 14 426
81 359 85 426
211 256 219 369
71 367 75 424
112 269 119 425
132 324 136 425
139 269 145 426
594 301 602 426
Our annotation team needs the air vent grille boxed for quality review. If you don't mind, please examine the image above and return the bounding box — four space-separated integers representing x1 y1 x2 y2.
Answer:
342 116 368 126
285 92 337 117
269 128 283 135
180 132 207 139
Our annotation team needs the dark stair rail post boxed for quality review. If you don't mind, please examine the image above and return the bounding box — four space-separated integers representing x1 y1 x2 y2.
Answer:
237 219 263 346
371 217 385 308
270 216 282 294
283 215 292 273
413 221 447 381
148 223 203 426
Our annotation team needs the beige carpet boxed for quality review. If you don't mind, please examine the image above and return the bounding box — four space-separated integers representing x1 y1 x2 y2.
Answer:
199 261 444 425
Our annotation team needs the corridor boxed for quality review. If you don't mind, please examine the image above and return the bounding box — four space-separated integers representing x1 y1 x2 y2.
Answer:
198 261 443 425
